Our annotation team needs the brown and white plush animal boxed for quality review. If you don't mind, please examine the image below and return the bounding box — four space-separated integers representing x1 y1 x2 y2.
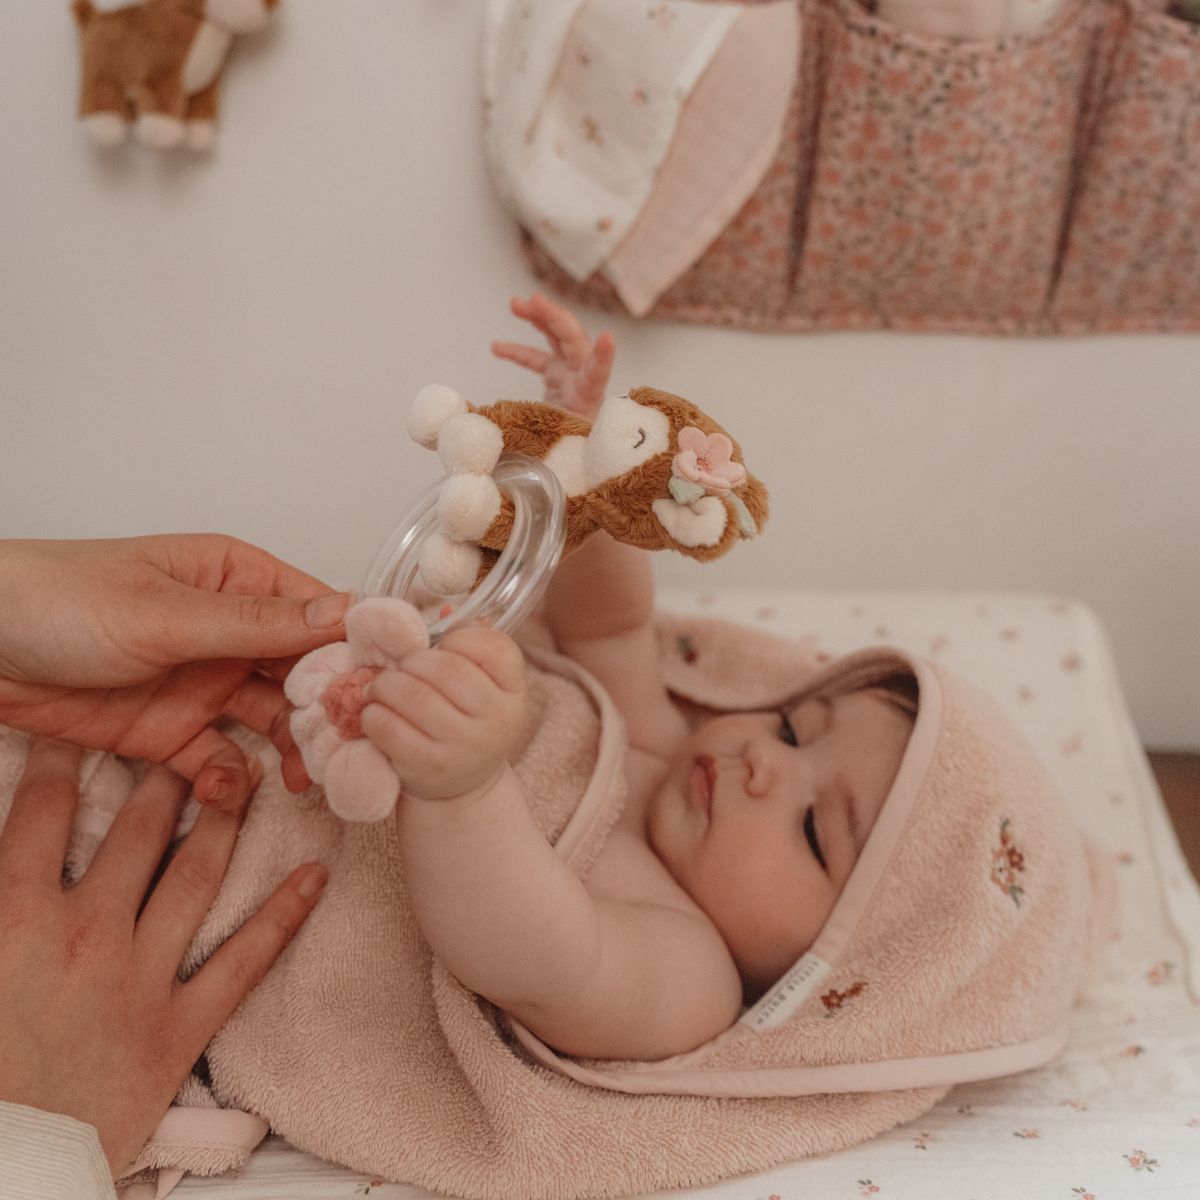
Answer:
408 384 769 595
70 0 279 150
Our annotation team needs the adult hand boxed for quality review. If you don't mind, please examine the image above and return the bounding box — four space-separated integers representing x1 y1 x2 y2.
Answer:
0 739 328 1177
0 535 352 810
491 293 614 423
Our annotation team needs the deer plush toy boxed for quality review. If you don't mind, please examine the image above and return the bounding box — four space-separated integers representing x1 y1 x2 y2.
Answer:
71 0 279 150
408 383 769 595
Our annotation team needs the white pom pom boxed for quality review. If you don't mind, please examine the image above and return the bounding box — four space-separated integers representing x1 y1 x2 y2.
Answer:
409 384 468 449
419 532 481 596
134 113 185 149
82 112 127 148
437 413 504 475
437 473 502 542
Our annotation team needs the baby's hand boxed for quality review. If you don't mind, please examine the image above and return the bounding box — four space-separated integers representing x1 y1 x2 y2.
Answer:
491 293 614 424
360 626 526 803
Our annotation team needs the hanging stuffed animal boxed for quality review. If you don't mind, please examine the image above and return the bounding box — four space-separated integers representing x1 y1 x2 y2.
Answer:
70 0 279 151
408 383 769 595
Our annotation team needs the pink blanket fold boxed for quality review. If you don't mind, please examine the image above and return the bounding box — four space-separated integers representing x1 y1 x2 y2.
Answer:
0 613 1110 1200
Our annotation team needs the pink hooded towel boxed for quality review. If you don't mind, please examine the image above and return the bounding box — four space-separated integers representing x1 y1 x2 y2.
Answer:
0 612 1110 1198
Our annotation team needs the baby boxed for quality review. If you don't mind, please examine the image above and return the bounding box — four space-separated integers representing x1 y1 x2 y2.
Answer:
358 295 916 1060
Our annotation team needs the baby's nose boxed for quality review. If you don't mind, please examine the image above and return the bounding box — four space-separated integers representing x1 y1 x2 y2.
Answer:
744 740 780 797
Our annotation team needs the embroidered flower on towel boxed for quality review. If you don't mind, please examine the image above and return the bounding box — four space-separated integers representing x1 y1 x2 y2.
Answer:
820 979 866 1016
990 816 1026 907
671 427 746 495
284 598 430 822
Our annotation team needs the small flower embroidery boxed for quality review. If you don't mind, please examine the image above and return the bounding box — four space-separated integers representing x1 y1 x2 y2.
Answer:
991 818 1026 906
912 1130 935 1150
355 1180 386 1195
1147 961 1176 986
1060 1098 1090 1111
675 634 698 664
1061 732 1084 756
820 980 866 1015
1124 1149 1158 1172
647 4 677 30
1119 1044 1146 1058
858 1181 881 1197
671 427 746 495
1013 1128 1041 1139
1069 1190 1096 1200
582 115 603 145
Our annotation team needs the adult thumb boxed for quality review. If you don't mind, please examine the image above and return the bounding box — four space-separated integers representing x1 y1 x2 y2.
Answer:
158 587 353 663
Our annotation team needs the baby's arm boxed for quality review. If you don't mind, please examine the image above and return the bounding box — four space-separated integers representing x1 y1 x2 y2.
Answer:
493 296 686 754
363 627 740 1058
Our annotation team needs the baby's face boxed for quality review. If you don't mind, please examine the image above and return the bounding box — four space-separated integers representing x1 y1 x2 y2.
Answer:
646 690 912 996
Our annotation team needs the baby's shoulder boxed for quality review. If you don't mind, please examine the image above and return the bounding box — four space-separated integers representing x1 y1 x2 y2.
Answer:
585 751 688 914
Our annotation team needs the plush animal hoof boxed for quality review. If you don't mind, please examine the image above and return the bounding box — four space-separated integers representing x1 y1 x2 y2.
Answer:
185 120 216 152
436 473 502 542
408 384 468 449
437 413 504 476
82 112 128 148
134 113 186 149
418 531 481 596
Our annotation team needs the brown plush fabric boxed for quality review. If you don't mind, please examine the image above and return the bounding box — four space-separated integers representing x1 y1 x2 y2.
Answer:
466 386 768 575
71 0 277 134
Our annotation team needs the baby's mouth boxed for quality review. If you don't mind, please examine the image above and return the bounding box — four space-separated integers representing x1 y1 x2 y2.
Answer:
689 754 717 816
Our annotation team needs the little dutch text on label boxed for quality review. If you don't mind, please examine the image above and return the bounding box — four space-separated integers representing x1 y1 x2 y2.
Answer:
740 953 833 1032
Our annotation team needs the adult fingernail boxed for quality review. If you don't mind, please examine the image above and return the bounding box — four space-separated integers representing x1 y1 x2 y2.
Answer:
297 864 328 899
305 594 350 629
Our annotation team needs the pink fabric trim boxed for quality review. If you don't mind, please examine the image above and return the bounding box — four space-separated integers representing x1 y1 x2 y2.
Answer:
122 1107 269 1198
522 643 626 871
509 1020 1071 1096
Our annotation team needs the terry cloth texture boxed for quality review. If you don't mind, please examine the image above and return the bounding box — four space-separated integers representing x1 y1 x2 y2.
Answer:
0 615 1108 1200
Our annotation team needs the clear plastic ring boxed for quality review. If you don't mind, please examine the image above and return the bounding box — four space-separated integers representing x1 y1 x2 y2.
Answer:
360 454 566 642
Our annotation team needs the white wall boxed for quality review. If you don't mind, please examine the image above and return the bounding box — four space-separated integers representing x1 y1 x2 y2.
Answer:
1 1 1196 747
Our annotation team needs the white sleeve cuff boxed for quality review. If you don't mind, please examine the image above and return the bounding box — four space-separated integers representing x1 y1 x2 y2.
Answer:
0 1100 117 1200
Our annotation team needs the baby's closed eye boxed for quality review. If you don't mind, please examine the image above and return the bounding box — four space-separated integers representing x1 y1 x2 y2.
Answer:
802 805 826 870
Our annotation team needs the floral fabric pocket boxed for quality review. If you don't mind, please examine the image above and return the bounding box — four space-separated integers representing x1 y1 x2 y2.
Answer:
515 0 1200 336
1050 5 1200 331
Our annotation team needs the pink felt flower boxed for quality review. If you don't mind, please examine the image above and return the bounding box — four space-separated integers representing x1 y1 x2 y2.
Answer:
284 598 429 821
671 427 746 494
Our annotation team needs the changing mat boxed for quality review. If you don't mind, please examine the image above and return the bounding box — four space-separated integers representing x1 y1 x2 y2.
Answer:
152 590 1200 1200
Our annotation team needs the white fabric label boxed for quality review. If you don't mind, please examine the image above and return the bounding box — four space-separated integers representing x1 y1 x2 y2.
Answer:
739 952 833 1032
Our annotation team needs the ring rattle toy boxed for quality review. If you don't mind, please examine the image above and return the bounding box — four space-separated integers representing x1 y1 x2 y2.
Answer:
285 383 769 822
